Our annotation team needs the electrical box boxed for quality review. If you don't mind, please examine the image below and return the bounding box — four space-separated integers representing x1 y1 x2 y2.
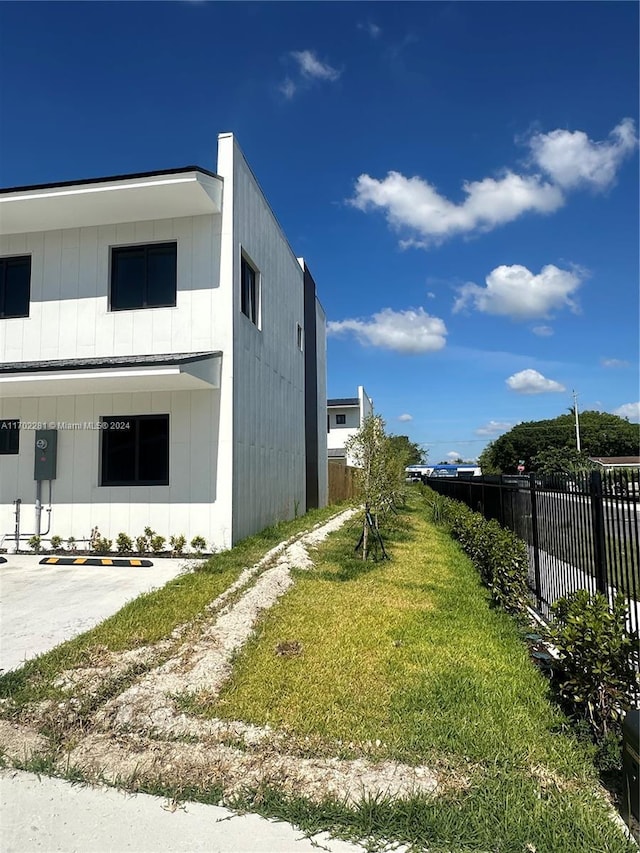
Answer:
34 429 57 480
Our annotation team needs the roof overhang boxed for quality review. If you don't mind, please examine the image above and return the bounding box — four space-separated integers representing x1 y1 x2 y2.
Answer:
0 169 223 235
0 352 222 397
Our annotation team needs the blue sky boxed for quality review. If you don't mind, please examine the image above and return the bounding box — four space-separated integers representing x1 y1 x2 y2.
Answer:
1 1 638 463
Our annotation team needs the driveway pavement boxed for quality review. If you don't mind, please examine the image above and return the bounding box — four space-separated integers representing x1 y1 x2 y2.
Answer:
0 770 367 853
0 553 195 673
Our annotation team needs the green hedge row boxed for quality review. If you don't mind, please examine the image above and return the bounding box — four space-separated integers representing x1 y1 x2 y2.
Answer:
423 489 529 615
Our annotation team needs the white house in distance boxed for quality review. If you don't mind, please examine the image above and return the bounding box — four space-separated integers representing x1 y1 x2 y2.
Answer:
327 386 373 467
0 133 328 551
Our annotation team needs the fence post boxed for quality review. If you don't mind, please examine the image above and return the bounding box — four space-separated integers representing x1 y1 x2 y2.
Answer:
589 470 608 596
529 473 542 610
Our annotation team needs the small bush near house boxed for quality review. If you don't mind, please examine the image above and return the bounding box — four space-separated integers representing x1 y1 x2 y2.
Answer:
49 535 63 551
169 534 186 556
191 535 207 555
550 589 640 743
116 533 133 554
91 536 113 554
150 534 166 554
135 535 148 554
66 536 76 552
28 535 41 553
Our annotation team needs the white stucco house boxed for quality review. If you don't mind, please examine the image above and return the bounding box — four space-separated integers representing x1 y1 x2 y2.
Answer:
0 133 328 552
327 386 373 467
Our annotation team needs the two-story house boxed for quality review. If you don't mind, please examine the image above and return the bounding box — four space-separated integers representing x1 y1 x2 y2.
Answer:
0 133 328 551
327 386 373 467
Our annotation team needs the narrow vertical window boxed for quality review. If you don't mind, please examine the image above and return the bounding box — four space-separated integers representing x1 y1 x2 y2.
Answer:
0 256 31 318
0 419 20 454
297 323 303 350
241 254 259 326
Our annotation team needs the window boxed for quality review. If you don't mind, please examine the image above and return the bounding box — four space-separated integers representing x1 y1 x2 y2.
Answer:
336 414 346 425
241 254 259 326
0 419 19 454
101 415 169 486
110 243 176 311
0 256 31 319
297 323 303 351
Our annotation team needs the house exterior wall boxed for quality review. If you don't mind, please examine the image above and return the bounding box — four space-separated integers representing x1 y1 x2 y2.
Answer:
0 215 223 363
0 213 234 548
0 389 229 547
218 134 307 543
315 297 328 508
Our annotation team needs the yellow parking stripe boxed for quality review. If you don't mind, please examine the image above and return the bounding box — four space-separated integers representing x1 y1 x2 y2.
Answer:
45 557 59 564
101 559 113 565
130 560 142 566
73 558 87 564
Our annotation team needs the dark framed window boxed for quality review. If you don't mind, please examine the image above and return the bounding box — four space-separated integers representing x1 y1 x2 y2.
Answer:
0 419 20 454
241 254 259 326
101 415 169 486
0 256 31 319
110 243 177 311
336 414 346 425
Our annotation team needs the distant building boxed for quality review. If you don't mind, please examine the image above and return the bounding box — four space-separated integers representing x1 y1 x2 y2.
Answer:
327 386 373 467
589 456 640 470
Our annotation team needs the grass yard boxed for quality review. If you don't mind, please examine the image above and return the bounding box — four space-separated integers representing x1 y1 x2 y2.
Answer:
0 503 341 708
198 498 634 853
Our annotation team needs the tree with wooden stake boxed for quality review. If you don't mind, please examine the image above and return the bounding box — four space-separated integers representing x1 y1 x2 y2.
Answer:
345 414 409 560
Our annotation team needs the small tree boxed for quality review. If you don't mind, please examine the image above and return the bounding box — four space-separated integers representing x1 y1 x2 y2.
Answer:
345 414 406 559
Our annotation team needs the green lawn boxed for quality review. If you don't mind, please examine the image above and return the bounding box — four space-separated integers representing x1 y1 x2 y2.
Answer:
198 499 634 852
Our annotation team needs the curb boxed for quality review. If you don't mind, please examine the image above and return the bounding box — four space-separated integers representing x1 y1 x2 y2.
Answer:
38 557 154 567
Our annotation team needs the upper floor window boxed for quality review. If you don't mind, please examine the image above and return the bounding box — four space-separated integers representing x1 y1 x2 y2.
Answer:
336 414 346 425
0 419 20 454
0 256 31 319
110 242 177 311
241 254 260 327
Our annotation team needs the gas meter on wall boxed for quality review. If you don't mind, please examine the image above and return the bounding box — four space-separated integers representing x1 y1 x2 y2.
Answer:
34 429 57 480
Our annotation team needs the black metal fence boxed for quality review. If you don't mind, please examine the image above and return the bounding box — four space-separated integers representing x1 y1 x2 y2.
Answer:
426 470 639 632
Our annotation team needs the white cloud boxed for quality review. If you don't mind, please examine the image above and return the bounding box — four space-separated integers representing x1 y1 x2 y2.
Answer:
601 358 630 368
613 402 640 423
328 307 447 354
454 264 583 320
398 413 413 422
279 78 297 100
532 325 554 337
506 369 566 394
349 170 563 246
290 50 341 82
475 420 514 436
446 451 461 461
358 21 381 38
529 118 638 191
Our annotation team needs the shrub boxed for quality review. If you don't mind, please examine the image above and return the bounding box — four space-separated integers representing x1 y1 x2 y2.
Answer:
91 536 112 554
50 535 63 550
116 533 133 554
28 535 41 553
190 535 207 554
135 534 148 554
549 590 639 742
150 534 166 554
169 534 186 556
66 536 76 552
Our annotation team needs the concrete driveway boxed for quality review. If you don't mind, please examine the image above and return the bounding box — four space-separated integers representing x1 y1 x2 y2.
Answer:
0 553 196 673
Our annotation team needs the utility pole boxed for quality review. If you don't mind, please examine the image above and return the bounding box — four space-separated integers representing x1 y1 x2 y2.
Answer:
573 390 581 452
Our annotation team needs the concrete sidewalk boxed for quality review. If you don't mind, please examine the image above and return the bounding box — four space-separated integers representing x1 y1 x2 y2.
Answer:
0 554 196 673
0 770 367 853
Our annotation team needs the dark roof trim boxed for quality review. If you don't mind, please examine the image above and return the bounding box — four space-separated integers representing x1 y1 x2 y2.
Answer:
0 351 222 374
0 167 222 196
328 397 359 407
